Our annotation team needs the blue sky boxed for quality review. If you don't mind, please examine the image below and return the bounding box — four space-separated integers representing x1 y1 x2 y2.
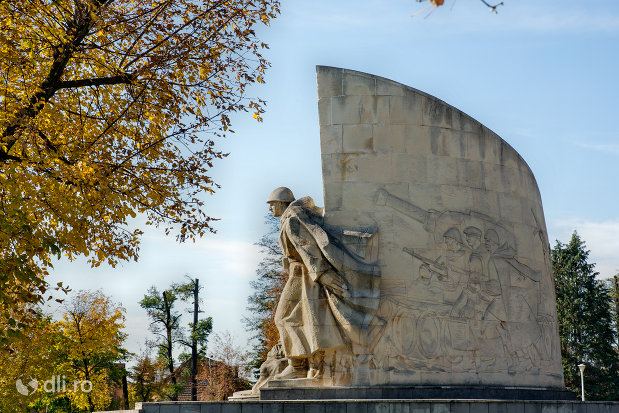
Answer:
49 0 619 361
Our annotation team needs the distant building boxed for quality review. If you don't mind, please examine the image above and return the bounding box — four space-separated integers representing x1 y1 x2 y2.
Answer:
173 356 251 401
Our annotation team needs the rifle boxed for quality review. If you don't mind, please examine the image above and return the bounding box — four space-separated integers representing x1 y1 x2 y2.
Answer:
402 247 447 276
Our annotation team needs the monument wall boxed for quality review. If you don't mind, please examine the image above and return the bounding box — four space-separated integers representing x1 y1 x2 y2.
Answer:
317 66 564 388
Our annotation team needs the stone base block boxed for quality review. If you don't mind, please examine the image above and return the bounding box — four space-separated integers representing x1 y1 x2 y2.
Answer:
134 400 619 413
259 385 577 401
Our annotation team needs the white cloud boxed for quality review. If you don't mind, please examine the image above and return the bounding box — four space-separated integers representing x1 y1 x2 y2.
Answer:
48 234 264 365
141 234 262 280
406 3 619 35
575 142 619 156
549 218 619 279
283 1 421 31
505 8 619 33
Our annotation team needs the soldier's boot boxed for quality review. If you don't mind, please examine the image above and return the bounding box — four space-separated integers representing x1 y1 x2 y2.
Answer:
273 357 308 380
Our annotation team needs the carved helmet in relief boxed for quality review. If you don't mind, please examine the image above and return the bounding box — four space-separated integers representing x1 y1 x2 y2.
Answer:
266 187 295 204
443 227 463 244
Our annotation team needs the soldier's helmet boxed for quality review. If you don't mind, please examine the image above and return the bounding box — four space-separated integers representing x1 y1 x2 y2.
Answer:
463 226 482 238
266 187 295 204
443 227 463 244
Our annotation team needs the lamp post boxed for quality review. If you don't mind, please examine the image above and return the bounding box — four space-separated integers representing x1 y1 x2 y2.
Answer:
578 363 586 402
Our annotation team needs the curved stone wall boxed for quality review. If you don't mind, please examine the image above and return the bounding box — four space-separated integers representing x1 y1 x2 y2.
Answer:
317 66 564 388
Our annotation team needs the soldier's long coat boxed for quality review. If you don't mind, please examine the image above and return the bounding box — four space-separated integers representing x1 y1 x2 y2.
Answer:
274 197 381 358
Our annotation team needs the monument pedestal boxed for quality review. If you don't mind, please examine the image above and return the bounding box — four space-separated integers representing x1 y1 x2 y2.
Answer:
259 384 576 401
133 400 618 413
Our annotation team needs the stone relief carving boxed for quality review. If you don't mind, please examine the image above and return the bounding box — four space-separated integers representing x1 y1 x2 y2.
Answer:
256 187 381 388
372 188 557 377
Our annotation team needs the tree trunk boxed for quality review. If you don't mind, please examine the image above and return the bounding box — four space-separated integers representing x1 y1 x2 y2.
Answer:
83 361 95 412
613 275 619 341
121 368 129 409
191 279 199 401
163 291 177 400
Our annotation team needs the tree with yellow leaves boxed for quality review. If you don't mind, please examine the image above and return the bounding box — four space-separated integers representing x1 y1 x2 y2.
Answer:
0 0 280 335
130 345 168 403
0 290 128 412
0 313 62 412
58 290 129 411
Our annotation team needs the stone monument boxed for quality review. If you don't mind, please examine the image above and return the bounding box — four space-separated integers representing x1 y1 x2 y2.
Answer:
249 66 570 401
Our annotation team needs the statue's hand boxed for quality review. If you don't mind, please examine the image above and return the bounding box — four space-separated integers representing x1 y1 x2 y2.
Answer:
319 272 347 296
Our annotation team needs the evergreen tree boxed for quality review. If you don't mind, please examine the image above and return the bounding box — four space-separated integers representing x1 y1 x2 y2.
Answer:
551 232 619 400
139 286 183 400
244 214 287 377
609 274 619 347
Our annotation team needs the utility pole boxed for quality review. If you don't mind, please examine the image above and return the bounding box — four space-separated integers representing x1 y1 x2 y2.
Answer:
191 278 199 401
172 275 211 401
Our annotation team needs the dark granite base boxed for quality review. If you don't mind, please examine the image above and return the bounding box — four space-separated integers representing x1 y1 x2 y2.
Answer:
259 385 577 401
133 400 619 413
